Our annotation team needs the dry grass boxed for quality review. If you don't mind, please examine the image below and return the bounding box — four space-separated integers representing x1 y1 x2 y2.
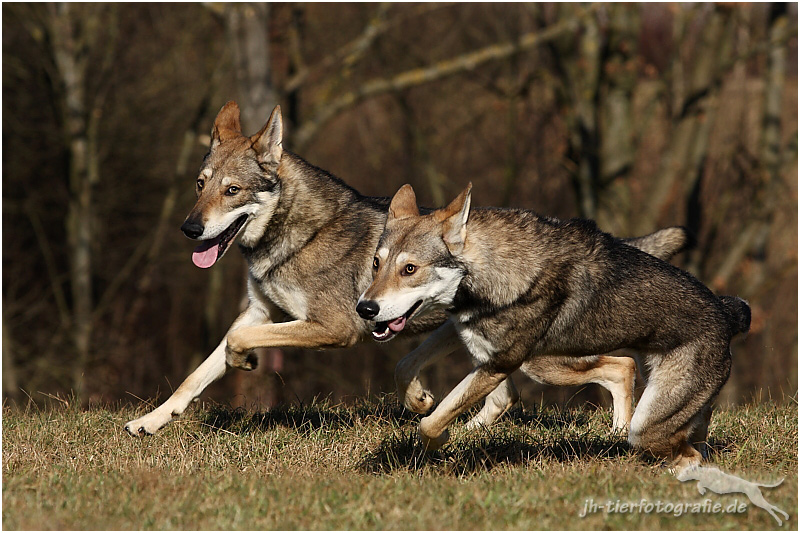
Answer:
3 395 797 530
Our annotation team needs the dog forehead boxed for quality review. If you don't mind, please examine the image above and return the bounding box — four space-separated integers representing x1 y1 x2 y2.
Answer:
204 137 257 172
203 163 259 191
382 218 446 263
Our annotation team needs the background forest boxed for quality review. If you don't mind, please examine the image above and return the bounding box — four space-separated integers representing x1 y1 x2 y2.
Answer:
2 3 797 412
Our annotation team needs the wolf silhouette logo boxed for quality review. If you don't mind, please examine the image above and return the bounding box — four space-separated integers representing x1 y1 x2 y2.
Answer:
677 466 789 525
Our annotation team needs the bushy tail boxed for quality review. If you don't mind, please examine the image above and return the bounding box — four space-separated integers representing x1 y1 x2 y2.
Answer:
623 226 695 261
719 295 751 336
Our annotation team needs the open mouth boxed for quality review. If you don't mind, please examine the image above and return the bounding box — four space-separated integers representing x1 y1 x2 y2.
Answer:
191 215 248 268
371 300 423 342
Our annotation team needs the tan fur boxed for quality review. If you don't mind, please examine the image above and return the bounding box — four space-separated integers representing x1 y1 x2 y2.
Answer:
366 184 745 470
125 103 689 441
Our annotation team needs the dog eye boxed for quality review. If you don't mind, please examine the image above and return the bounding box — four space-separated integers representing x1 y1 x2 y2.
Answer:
226 186 240 196
402 264 416 276
373 257 380 270
196 178 204 190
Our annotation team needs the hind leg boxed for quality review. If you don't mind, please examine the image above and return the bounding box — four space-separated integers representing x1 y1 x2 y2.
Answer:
464 354 636 431
522 355 636 433
748 492 789 526
688 403 713 459
629 381 701 470
628 343 730 471
464 377 520 430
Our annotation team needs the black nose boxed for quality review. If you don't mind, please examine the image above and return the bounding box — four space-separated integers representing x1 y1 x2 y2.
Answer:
181 221 204 239
356 300 380 320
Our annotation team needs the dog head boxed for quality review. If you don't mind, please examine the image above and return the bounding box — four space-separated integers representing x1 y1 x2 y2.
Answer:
181 101 284 268
357 183 472 342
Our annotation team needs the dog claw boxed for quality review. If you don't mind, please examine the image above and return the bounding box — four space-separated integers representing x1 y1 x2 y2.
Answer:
123 423 147 437
128 425 147 436
611 424 629 436
125 410 173 437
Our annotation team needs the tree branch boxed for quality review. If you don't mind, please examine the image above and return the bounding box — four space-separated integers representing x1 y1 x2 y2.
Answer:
24 202 71 327
284 3 451 94
293 5 597 149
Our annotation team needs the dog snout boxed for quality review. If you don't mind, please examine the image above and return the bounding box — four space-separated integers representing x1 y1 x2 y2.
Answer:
181 220 205 239
356 300 380 320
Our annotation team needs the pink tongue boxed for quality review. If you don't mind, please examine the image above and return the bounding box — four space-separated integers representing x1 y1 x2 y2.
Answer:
192 238 221 269
387 316 407 333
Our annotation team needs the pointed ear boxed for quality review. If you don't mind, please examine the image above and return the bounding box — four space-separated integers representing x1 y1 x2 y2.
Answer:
436 183 472 253
251 105 283 165
388 184 420 221
211 101 242 146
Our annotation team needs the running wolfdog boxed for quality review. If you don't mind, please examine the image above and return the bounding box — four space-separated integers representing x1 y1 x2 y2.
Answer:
125 102 692 437
358 183 750 469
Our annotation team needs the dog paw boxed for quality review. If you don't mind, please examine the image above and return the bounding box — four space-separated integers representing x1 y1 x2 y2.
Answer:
402 379 435 414
463 413 488 431
611 422 629 436
418 424 449 452
124 410 172 437
225 342 258 370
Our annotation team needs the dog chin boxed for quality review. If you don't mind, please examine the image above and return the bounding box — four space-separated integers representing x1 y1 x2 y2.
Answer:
370 300 423 342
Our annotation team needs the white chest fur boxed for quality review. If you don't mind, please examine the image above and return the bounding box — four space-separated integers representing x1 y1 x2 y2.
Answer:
453 321 496 364
262 281 309 321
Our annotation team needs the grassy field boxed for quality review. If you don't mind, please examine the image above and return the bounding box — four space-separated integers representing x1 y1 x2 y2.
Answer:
3 395 797 530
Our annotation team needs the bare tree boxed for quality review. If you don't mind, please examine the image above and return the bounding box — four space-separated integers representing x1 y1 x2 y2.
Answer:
2 3 795 407
46 3 118 402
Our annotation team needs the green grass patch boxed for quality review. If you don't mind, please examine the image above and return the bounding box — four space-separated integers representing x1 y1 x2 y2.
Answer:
3 396 796 529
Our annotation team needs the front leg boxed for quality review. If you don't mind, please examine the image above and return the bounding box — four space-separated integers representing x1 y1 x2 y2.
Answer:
125 302 270 436
225 319 358 359
418 364 510 451
395 320 462 414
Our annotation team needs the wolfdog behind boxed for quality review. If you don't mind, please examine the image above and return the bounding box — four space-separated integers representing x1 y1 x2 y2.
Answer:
358 183 750 469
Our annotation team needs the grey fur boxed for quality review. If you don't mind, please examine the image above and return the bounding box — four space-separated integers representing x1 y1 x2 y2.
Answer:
363 184 750 470
124 102 693 438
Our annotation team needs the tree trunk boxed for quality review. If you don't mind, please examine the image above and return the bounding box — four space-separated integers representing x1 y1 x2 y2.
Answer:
572 13 601 220
224 3 276 133
397 94 446 206
2 315 19 400
50 3 94 403
595 5 638 233
633 6 734 235
712 3 789 288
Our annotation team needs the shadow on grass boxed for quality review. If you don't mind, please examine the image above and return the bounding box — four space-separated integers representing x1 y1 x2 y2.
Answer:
356 406 734 475
201 399 592 436
200 395 420 436
198 399 732 474
357 427 733 476
466 405 595 429
357 428 641 476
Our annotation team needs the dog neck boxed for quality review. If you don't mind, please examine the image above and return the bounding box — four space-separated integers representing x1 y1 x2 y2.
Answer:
448 210 552 320
238 152 363 280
